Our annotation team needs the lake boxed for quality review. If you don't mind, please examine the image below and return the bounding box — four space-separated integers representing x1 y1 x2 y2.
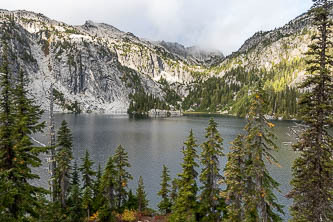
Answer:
35 114 297 220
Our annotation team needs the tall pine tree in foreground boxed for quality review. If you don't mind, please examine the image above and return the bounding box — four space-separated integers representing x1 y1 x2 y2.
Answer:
136 176 148 212
0 45 47 221
223 135 246 222
113 145 132 211
199 118 225 221
242 80 284 221
54 120 73 208
157 165 172 214
289 1 333 221
172 130 199 222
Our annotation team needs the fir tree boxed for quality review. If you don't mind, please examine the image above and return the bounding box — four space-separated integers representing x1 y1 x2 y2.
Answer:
199 118 225 221
79 150 95 219
289 1 333 221
170 178 179 207
125 190 138 210
113 145 133 211
92 164 103 212
136 176 148 212
68 161 83 222
80 150 96 189
157 165 171 214
54 120 73 208
172 130 199 221
0 46 47 221
223 134 246 222
99 155 117 222
242 80 284 221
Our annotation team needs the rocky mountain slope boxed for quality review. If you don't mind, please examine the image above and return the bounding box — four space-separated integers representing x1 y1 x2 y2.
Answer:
0 9 222 113
0 6 329 116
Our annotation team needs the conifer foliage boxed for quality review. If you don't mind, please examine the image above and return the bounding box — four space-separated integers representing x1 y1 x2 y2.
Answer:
54 120 73 208
172 130 199 222
242 81 284 221
0 44 48 221
157 165 172 214
136 176 148 212
199 118 225 221
289 0 333 221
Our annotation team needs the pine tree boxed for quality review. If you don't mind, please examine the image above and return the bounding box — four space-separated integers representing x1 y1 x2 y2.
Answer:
80 150 96 189
136 176 148 212
99 155 117 222
0 45 47 221
125 190 138 210
67 161 83 222
199 118 225 221
170 178 179 207
113 145 132 211
172 130 199 221
223 135 246 222
289 1 333 221
79 150 95 219
157 165 171 214
54 120 73 208
92 164 103 212
242 80 284 221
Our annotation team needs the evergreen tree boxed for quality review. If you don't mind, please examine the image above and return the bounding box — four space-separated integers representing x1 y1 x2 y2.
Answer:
99 155 117 222
125 190 138 210
223 135 246 222
242 81 284 221
80 150 96 189
172 130 199 221
92 164 103 212
113 145 133 211
0 45 47 221
199 118 225 221
82 185 93 220
136 176 148 212
289 1 333 221
54 120 73 208
79 150 95 219
68 161 83 222
157 165 171 214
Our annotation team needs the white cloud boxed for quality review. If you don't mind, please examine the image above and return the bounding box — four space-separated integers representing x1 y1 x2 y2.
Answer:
1 0 313 55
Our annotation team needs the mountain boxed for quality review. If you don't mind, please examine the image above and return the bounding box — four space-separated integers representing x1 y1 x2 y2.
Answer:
0 9 222 113
0 6 330 117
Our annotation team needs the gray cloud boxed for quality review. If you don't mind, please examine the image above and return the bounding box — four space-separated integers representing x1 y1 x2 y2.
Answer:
2 0 313 55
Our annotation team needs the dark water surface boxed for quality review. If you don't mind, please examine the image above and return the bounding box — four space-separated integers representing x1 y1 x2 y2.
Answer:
36 114 297 220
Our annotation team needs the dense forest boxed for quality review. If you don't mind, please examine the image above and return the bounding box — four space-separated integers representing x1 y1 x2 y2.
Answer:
0 1 332 222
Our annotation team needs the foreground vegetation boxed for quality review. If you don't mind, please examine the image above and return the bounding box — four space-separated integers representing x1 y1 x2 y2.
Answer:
0 0 332 221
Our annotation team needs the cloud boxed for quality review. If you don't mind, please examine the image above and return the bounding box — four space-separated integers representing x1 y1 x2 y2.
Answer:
2 0 313 55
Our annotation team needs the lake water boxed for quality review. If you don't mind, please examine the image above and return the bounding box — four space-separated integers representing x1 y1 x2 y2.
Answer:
35 114 297 220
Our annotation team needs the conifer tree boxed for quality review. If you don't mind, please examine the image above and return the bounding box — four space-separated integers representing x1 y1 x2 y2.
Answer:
242 81 284 221
0 45 47 220
125 190 138 210
68 161 83 222
113 145 132 211
157 165 171 214
99 155 117 222
199 118 225 221
289 1 333 221
79 150 95 219
92 164 103 212
172 130 199 221
80 150 96 189
54 120 73 208
136 176 148 212
223 134 246 222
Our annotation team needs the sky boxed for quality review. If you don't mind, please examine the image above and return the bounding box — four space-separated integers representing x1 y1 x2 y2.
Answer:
2 0 313 55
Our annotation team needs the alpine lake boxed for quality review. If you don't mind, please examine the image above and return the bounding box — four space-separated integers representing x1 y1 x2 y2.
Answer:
34 113 298 220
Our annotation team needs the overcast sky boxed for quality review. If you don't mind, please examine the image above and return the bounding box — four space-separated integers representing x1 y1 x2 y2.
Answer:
2 0 313 55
